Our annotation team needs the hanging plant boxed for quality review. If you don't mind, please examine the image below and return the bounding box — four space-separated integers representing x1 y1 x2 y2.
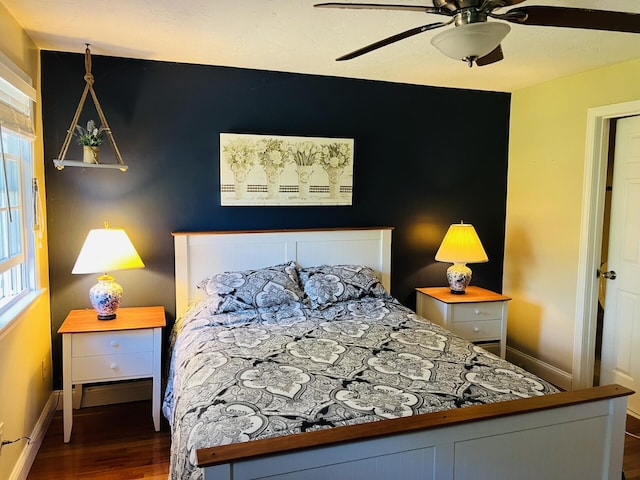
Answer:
74 120 104 146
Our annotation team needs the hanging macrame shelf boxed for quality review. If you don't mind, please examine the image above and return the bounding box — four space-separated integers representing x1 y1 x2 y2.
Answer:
53 45 128 171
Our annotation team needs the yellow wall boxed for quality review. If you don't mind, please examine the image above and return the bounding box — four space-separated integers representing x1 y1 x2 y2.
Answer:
0 3 51 479
505 58 640 376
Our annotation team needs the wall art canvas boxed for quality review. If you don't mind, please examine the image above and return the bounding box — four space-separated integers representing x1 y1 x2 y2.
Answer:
220 133 354 206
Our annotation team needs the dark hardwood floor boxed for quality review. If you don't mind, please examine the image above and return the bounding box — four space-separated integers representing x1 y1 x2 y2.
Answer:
626 415 640 480
26 401 640 479
27 400 170 479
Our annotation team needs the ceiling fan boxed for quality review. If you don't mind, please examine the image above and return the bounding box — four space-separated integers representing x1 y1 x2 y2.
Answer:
314 1 640 67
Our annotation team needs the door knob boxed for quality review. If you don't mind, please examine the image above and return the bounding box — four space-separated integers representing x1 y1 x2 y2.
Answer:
598 270 617 280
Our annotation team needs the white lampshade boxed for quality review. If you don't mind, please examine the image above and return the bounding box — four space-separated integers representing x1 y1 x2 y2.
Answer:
435 222 488 294
435 222 488 264
73 228 144 274
73 225 144 319
431 22 510 62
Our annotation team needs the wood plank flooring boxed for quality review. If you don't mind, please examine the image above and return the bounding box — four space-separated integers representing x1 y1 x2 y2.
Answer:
626 415 640 480
27 401 170 479
26 401 640 479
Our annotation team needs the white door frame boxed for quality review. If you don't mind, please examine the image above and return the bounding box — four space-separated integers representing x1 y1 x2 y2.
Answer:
572 99 640 390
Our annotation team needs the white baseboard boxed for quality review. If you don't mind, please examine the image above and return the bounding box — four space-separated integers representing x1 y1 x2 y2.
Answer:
9 391 59 480
506 346 573 391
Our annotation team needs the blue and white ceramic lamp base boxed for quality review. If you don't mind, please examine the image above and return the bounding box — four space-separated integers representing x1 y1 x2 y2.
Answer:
446 263 473 294
89 275 123 320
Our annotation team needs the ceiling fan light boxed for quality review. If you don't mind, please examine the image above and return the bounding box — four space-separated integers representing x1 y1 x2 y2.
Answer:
431 22 510 61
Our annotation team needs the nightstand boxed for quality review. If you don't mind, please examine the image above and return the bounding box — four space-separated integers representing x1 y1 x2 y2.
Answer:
416 286 511 358
58 306 166 443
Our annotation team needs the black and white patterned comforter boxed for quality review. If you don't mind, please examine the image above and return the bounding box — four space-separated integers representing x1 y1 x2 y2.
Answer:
162 296 558 480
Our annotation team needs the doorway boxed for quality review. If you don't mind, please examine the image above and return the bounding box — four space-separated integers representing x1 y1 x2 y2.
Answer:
596 114 640 417
573 100 640 391
592 118 616 387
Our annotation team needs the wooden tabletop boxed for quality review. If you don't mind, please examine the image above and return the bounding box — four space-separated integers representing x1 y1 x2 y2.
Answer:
416 286 511 303
57 306 166 334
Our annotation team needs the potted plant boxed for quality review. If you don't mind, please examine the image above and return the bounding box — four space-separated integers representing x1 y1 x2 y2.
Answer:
74 120 104 163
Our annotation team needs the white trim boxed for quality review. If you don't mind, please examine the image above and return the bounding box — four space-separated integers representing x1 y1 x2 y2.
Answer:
506 346 573 391
8 391 59 480
573 100 640 390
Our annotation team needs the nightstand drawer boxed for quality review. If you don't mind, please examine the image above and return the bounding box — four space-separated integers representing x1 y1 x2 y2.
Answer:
71 352 154 382
72 330 153 357
450 302 503 323
451 319 501 341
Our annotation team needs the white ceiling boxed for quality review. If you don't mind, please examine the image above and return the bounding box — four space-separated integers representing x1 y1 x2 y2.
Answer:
4 0 640 92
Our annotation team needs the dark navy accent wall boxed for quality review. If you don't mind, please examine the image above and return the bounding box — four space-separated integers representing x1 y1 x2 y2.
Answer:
42 51 510 389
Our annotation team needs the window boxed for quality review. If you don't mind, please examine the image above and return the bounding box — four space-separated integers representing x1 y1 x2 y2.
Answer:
0 53 38 326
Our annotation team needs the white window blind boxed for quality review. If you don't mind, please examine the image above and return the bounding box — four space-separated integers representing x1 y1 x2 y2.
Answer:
0 51 35 138
0 87 33 137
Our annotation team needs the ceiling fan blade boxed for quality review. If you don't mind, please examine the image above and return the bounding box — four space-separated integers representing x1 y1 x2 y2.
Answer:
314 3 444 14
336 21 450 60
502 6 640 34
476 45 504 66
486 0 526 6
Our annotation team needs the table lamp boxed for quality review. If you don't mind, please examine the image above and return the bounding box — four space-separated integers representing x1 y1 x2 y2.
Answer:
435 222 488 294
72 223 145 319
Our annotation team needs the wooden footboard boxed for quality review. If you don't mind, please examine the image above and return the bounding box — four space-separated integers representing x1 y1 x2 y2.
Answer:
197 384 632 480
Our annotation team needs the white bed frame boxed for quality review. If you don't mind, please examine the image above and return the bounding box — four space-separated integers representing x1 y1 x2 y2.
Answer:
173 227 631 480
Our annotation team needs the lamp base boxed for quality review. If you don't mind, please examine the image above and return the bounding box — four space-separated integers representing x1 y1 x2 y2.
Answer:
446 263 472 294
89 274 123 320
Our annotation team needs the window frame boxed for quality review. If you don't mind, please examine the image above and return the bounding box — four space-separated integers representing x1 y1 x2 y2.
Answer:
0 52 40 334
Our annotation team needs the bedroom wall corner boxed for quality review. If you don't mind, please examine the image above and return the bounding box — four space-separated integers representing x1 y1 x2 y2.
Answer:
504 57 640 386
0 3 52 480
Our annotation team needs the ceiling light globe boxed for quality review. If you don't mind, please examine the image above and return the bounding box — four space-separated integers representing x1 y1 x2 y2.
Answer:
431 22 511 61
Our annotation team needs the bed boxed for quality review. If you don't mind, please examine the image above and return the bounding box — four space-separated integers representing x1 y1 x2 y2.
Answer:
164 227 632 480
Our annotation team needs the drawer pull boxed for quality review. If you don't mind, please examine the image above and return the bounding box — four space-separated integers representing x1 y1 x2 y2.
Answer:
473 327 480 333
110 363 118 370
474 309 481 315
110 340 119 348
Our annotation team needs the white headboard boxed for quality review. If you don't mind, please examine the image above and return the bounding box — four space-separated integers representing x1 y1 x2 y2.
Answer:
173 227 393 317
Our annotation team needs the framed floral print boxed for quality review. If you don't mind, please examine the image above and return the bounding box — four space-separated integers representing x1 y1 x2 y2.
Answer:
220 133 354 206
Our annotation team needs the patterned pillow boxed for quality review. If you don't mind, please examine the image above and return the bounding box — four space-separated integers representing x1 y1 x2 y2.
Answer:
197 262 304 313
298 264 388 309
